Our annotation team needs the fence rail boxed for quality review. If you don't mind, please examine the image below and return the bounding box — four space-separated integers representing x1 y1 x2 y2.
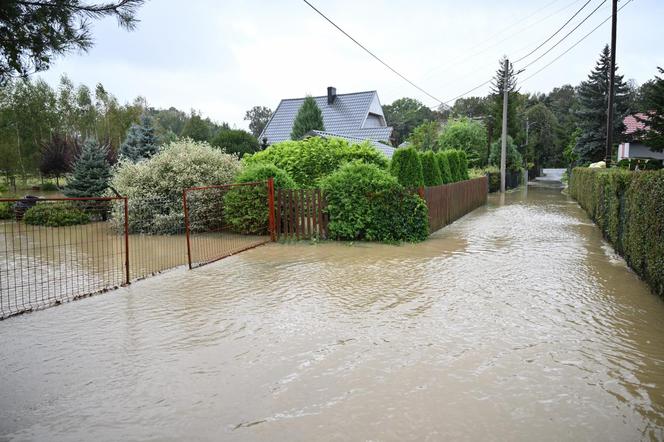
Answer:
423 177 488 232
275 188 328 240
183 181 272 268
0 196 128 318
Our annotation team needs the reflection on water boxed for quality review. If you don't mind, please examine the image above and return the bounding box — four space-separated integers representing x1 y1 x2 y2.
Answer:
1 187 663 440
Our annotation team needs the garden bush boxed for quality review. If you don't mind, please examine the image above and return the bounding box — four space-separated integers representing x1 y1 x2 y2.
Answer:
458 150 470 180
320 162 429 243
0 202 12 219
420 151 443 186
436 151 453 184
445 150 462 182
223 163 296 235
389 147 424 188
23 203 90 227
40 182 59 191
438 117 487 166
110 139 241 234
489 136 523 172
570 167 664 297
245 137 388 187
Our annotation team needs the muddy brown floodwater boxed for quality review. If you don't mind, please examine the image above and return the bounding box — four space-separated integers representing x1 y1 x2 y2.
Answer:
1 186 663 441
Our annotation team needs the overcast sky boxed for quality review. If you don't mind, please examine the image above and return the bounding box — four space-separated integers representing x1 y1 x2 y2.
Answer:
38 0 664 130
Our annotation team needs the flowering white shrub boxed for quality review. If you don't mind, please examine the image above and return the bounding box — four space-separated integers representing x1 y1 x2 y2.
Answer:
110 138 242 234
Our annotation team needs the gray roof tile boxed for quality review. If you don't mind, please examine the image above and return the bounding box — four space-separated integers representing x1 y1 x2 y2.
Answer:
260 91 392 144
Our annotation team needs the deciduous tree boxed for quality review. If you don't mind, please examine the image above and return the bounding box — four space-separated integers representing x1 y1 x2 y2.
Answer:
244 106 272 138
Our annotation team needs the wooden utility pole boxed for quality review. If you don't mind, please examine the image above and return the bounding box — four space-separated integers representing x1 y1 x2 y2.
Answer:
500 58 509 193
605 0 618 167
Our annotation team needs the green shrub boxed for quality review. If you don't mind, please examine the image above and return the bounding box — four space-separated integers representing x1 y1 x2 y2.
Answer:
245 137 388 187
0 202 12 219
40 182 59 191
445 150 462 182
110 139 241 234
438 117 487 166
420 151 443 186
489 136 523 172
223 163 296 235
458 150 470 180
436 151 453 184
390 147 424 188
320 162 429 243
23 203 90 227
570 168 664 297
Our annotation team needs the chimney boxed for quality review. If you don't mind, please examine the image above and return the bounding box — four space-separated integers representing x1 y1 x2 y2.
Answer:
327 86 337 105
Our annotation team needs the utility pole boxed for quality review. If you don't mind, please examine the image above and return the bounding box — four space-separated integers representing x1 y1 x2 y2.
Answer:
605 0 618 167
500 58 509 193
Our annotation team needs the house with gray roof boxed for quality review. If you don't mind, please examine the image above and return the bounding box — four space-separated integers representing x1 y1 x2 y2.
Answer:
259 87 395 157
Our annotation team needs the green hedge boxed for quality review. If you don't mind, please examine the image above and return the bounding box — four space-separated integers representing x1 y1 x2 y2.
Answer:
436 151 453 184
223 163 296 235
245 137 388 187
570 167 664 297
420 151 443 186
390 147 424 188
0 202 12 220
23 203 91 227
445 150 462 182
321 162 429 243
458 150 470 180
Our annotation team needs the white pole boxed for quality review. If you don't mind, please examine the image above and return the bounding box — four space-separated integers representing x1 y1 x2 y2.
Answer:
500 58 509 193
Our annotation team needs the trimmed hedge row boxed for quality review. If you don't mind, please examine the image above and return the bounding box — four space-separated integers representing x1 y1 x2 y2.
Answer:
570 167 664 297
389 147 469 188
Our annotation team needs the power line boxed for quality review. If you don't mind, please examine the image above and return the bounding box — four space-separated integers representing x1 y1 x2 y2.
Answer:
301 0 444 104
517 0 607 70
441 79 494 105
520 0 634 84
513 0 594 63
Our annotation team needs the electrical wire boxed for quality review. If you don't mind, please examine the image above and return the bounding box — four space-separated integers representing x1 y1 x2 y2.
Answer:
516 0 607 70
513 0 594 63
520 0 634 84
301 0 445 104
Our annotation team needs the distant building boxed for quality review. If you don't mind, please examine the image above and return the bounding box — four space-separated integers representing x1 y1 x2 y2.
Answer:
617 113 664 161
260 87 395 158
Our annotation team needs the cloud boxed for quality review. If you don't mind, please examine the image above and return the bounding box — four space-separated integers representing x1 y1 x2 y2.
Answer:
37 0 664 128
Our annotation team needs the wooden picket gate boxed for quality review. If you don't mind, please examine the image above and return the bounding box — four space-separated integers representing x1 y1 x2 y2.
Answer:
275 189 328 240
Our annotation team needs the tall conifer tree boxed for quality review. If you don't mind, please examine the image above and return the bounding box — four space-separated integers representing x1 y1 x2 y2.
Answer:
120 114 159 162
574 45 629 163
64 139 111 197
291 96 324 140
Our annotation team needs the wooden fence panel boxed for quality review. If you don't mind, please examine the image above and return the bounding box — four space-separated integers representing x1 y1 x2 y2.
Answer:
275 189 328 240
422 177 488 233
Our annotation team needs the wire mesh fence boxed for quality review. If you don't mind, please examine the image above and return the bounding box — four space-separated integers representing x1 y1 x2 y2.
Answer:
183 181 273 268
0 197 128 318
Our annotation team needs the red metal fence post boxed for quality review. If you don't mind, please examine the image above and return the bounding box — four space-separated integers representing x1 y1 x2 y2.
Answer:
123 196 130 285
267 178 276 241
183 189 193 270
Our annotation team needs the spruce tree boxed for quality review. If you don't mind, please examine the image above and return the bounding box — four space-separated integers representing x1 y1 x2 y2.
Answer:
120 114 159 162
636 67 664 151
574 45 629 163
291 96 325 140
490 56 520 141
64 139 111 197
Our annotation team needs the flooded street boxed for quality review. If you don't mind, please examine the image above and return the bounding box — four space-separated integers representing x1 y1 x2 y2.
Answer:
1 186 663 441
